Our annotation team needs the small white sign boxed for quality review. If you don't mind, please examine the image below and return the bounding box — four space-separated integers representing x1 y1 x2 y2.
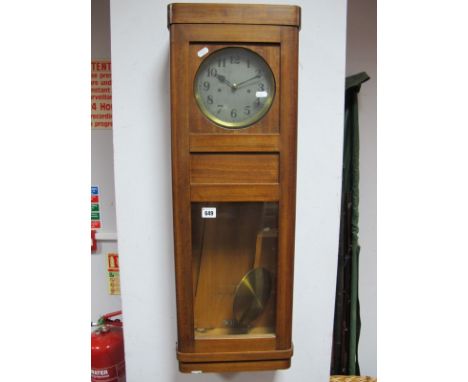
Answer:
201 207 216 218
256 91 268 98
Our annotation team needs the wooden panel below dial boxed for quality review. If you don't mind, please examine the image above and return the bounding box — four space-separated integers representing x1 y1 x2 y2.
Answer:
191 153 279 184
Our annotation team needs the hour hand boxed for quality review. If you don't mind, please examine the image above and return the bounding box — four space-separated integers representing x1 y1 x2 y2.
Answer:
216 74 236 90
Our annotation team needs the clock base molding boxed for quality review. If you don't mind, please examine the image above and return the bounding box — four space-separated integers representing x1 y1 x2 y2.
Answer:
178 346 293 372
179 359 291 373
177 345 293 363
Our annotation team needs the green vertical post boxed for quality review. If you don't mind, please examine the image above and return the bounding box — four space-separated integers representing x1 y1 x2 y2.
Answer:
345 72 369 375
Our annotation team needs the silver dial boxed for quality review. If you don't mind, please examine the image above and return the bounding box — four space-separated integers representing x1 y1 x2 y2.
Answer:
194 47 275 129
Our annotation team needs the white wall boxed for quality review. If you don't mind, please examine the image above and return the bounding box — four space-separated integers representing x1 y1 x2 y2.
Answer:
345 0 377 376
91 0 121 322
110 1 347 381
91 130 121 320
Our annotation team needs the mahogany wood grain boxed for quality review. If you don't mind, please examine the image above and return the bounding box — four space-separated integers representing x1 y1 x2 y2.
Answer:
191 184 280 202
276 26 299 350
180 24 282 43
168 3 301 29
194 336 276 353
191 154 279 184
178 347 292 363
169 24 195 352
190 134 280 152
252 229 278 330
179 359 291 373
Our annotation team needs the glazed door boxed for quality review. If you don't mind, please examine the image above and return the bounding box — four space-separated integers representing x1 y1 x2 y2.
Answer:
192 202 278 339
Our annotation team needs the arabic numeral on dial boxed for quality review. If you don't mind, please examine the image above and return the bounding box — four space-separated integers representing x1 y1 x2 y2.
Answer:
258 83 265 91
207 95 213 104
207 67 217 77
203 81 210 91
255 98 261 107
230 109 237 118
244 105 251 115
217 58 226 67
230 55 240 64
217 105 223 114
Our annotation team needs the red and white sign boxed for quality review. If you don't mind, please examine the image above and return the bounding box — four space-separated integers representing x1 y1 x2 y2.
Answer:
91 185 102 229
91 61 112 129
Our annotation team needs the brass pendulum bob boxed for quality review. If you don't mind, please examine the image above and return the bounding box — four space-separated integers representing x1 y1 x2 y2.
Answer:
232 227 274 332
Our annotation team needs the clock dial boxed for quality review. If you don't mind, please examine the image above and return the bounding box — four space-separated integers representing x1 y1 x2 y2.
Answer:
194 47 275 129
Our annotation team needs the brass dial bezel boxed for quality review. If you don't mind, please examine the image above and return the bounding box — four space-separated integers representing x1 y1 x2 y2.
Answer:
194 47 276 129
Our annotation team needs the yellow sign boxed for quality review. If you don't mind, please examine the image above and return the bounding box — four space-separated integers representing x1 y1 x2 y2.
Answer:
91 61 112 129
107 253 120 295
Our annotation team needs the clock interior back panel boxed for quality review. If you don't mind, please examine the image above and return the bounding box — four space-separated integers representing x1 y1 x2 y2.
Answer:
188 44 280 134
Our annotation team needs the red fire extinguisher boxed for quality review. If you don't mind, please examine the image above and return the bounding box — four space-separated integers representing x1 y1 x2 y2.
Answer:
91 311 126 382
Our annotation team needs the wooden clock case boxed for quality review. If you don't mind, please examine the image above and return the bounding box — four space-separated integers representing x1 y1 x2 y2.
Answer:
168 3 300 373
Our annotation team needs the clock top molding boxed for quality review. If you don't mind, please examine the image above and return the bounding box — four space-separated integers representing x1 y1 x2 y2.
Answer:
168 3 301 29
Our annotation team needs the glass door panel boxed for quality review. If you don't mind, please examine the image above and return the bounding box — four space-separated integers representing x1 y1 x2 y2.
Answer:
191 202 278 338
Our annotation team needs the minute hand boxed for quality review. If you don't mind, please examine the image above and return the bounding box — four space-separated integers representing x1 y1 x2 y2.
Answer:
235 74 261 89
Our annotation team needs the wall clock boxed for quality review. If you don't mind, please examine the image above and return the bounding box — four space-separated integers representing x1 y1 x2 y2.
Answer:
168 3 301 373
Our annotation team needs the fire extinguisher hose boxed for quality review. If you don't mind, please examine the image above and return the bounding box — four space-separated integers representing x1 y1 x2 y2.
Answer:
92 310 123 329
